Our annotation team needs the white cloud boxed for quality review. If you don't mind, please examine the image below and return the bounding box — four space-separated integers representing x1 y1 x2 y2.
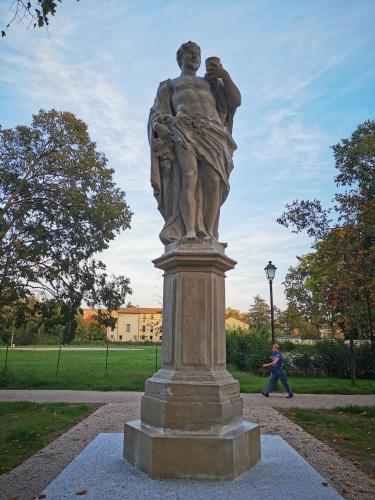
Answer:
0 17 149 192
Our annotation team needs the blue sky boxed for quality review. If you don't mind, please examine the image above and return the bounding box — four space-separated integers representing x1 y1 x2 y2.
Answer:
1 0 374 311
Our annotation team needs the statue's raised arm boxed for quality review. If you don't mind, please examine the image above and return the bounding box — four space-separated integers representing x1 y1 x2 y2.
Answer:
149 41 241 245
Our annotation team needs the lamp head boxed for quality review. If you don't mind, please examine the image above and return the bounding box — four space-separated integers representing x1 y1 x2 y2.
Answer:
264 261 277 281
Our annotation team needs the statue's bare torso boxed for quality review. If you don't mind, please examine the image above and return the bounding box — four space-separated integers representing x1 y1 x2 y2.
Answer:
170 76 220 122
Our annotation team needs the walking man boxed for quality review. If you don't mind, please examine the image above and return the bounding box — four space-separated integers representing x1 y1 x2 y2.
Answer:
261 344 294 398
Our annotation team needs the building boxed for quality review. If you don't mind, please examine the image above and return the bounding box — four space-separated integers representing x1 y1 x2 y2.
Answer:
83 306 250 342
107 307 163 343
225 316 249 331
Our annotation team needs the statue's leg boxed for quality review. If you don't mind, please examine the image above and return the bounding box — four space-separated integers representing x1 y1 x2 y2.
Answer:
201 163 221 239
174 145 198 239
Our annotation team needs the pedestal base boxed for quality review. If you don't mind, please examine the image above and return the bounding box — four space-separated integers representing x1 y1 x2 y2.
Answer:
124 419 261 480
140 368 243 432
124 240 261 479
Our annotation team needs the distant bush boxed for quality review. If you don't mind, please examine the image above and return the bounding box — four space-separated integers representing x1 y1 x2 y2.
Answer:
226 333 375 379
226 327 271 373
355 342 375 379
313 340 349 377
278 340 298 351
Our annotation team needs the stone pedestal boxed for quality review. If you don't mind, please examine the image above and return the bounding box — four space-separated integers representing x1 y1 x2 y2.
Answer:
124 240 261 479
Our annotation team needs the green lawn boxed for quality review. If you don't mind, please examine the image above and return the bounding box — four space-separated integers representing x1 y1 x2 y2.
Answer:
0 347 374 393
280 406 375 477
0 402 99 474
232 369 375 395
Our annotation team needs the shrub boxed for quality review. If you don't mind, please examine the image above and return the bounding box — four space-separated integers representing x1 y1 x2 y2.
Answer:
286 348 316 375
226 327 271 373
278 340 298 351
355 342 375 379
312 340 350 378
226 333 375 379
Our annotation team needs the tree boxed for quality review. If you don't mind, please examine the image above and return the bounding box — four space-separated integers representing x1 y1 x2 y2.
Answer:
308 228 371 339
0 109 132 341
283 255 328 337
278 120 375 356
75 312 106 344
283 304 310 336
273 306 290 336
225 307 248 323
248 295 270 331
2 0 79 38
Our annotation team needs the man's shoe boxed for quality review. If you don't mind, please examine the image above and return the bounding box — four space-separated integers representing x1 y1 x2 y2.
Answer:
261 392 269 397
286 394 294 398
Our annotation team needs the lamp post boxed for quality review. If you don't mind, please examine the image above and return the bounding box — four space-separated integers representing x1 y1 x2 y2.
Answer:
264 261 277 344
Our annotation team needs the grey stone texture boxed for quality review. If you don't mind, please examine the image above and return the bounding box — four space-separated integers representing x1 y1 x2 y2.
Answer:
124 419 260 480
124 240 261 479
149 42 241 244
43 433 343 499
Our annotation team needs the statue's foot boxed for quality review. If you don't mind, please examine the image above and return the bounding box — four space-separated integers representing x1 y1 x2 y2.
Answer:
202 233 217 241
196 230 209 239
183 231 198 240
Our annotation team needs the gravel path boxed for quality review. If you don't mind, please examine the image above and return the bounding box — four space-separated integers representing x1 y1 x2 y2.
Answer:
1 389 374 408
0 391 374 500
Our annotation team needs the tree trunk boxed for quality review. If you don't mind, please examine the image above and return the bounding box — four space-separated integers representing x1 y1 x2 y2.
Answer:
349 337 356 386
365 295 375 362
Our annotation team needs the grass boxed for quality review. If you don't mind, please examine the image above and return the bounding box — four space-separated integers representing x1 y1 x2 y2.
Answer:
232 369 375 395
0 346 160 391
279 405 375 478
0 347 374 393
0 402 99 474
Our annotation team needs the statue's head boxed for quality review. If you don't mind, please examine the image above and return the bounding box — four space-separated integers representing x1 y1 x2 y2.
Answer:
177 41 201 71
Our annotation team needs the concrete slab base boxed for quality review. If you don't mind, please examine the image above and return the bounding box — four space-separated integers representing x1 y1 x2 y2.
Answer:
124 419 261 479
42 433 343 499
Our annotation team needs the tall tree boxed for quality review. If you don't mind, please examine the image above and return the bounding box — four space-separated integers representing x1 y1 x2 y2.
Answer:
248 295 270 331
283 254 328 337
283 304 311 336
278 120 375 355
0 109 132 340
225 307 248 323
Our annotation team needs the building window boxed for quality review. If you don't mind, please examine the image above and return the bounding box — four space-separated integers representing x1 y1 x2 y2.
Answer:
126 324 130 332
111 335 114 339
141 335 145 340
150 327 153 333
143 314 146 319
119 335 122 340
142 326 146 333
151 314 154 319
150 336 153 340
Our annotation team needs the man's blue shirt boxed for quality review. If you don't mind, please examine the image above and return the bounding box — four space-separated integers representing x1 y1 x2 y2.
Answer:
270 352 283 372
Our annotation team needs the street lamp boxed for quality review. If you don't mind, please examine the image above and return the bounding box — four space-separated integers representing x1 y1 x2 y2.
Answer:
264 261 277 344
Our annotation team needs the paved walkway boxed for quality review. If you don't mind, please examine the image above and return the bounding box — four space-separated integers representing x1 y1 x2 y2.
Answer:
0 391 374 500
0 389 374 408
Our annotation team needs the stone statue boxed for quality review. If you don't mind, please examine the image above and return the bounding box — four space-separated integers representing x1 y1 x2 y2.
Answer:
149 41 241 244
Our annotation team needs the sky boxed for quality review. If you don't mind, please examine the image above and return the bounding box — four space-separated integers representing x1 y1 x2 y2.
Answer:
1 0 374 311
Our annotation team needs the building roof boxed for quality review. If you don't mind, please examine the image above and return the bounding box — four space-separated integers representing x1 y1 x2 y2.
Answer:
118 307 162 314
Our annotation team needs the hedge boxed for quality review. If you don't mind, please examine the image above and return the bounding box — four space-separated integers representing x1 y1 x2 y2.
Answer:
226 329 375 379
